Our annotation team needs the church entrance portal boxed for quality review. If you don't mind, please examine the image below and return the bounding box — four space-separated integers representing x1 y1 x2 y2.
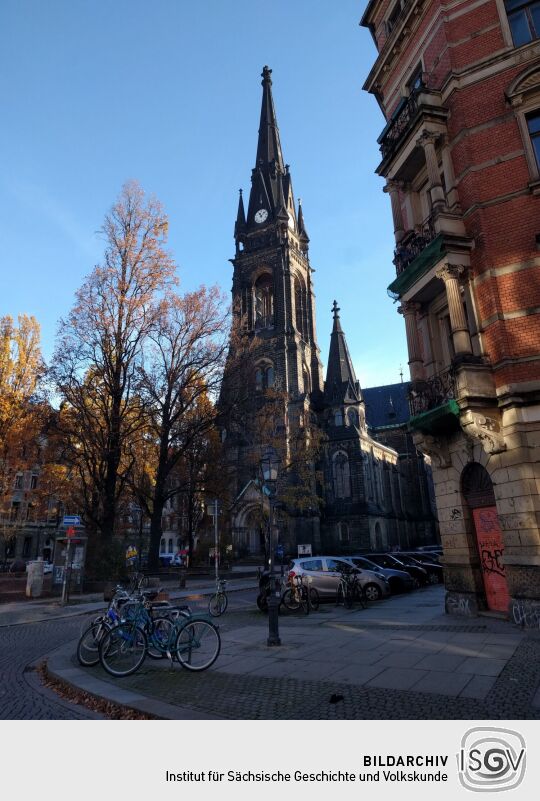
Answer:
462 463 510 614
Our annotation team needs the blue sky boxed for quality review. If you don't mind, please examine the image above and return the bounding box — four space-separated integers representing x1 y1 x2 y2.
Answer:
0 0 408 389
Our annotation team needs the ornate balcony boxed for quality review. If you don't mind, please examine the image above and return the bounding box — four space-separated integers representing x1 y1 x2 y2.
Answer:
393 215 437 275
408 366 456 418
379 88 422 160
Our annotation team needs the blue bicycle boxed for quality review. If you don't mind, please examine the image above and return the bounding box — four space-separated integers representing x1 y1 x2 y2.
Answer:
98 596 221 677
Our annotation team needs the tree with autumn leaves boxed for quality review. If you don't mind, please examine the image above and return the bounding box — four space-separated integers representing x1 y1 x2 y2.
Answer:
49 181 230 575
0 315 48 554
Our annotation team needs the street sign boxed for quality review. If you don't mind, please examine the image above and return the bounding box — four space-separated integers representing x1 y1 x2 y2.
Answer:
298 543 312 557
63 515 81 527
276 544 284 559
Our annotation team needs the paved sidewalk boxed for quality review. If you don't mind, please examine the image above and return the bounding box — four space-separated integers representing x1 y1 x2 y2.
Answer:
0 577 258 627
46 586 540 720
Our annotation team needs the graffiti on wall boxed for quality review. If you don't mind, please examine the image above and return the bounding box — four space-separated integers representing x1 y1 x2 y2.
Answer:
511 599 540 630
446 592 477 617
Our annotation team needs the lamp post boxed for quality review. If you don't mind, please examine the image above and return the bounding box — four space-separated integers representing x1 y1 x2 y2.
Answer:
260 446 281 646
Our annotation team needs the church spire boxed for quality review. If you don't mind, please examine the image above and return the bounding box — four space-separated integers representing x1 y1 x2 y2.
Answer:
256 66 285 171
297 198 309 246
234 188 246 237
324 301 361 404
246 67 291 228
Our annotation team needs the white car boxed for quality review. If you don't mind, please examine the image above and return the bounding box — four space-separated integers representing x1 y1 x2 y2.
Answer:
288 555 391 601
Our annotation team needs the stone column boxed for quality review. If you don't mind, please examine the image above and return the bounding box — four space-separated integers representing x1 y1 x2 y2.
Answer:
417 130 446 209
398 301 424 381
383 180 406 243
436 263 473 354
441 135 459 209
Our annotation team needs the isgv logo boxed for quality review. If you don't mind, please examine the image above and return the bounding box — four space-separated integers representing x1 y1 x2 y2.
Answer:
457 727 526 792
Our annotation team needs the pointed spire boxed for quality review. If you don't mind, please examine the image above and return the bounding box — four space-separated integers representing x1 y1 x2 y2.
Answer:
297 198 309 243
246 67 290 227
235 189 246 237
256 66 285 171
276 172 288 221
324 301 361 405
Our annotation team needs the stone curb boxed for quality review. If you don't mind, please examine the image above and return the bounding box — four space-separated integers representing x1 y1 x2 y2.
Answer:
46 640 227 720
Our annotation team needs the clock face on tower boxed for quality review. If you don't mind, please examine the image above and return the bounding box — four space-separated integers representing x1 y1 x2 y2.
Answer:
254 208 268 224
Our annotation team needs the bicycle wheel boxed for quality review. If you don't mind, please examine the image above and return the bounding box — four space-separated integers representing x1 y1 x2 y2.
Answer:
99 622 147 677
77 619 111 667
281 588 301 611
147 616 175 659
256 592 268 612
309 587 320 611
175 620 221 672
208 592 228 617
355 585 367 609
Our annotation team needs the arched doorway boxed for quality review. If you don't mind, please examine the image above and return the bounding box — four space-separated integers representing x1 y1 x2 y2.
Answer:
462 462 510 614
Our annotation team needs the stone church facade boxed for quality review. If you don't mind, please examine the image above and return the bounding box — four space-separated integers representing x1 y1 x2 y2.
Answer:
221 67 437 558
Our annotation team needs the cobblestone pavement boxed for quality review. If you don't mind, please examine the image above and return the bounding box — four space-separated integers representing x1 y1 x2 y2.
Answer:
0 619 100 719
86 610 540 720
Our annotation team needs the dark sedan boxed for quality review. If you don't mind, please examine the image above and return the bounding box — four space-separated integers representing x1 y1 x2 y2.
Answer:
400 552 444 584
368 553 429 587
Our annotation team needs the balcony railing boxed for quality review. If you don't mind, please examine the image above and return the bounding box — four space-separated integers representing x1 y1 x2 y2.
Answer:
378 88 422 160
408 366 456 417
393 215 437 275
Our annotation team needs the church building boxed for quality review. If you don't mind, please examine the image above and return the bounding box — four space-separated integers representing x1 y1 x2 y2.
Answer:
221 67 437 559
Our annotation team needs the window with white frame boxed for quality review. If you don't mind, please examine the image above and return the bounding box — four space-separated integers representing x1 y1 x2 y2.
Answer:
505 0 540 46
527 110 540 168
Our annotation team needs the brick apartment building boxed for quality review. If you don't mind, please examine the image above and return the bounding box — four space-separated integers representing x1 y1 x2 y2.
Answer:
361 0 540 624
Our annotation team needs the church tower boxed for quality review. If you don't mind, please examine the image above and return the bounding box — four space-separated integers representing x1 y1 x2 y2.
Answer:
223 66 323 557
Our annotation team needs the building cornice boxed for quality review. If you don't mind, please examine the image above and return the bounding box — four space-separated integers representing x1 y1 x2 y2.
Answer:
363 0 427 95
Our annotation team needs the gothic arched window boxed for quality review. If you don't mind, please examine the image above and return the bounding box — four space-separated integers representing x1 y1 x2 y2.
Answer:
338 522 350 544
333 451 351 499
334 409 343 426
254 274 274 328
294 274 308 339
255 361 275 392
347 408 359 427
302 365 311 395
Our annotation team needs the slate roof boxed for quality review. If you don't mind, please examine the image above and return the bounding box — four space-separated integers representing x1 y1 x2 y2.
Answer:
363 381 411 429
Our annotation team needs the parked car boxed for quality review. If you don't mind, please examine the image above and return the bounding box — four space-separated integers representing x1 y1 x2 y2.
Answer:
288 555 391 601
345 555 415 593
398 553 444 584
368 553 429 587
410 551 441 564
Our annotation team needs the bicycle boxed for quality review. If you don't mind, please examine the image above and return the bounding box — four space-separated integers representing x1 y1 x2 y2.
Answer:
76 586 131 667
208 578 228 617
98 596 220 677
281 575 320 614
77 585 190 667
336 570 366 610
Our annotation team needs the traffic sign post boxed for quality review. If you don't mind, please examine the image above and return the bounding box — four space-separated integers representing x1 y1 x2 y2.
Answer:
62 515 81 527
